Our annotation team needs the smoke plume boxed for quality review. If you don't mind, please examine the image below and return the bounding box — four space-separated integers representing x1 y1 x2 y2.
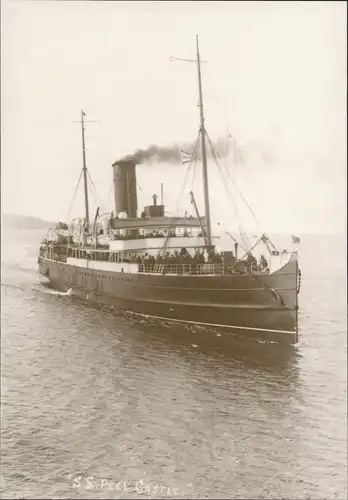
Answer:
119 143 187 165
115 135 271 166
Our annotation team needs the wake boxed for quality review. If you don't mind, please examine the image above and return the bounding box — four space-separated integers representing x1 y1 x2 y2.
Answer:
39 287 72 297
35 277 72 297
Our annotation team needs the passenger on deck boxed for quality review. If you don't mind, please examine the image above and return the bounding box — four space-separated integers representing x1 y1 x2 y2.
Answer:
246 252 257 265
260 254 268 269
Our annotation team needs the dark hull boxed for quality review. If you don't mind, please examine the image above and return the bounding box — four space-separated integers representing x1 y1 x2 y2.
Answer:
39 257 299 345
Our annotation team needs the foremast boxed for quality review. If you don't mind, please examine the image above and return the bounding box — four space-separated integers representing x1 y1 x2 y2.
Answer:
81 109 90 227
196 36 212 248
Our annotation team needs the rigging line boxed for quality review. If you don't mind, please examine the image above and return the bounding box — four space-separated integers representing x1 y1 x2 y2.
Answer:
239 236 264 260
210 145 243 240
187 129 201 192
169 56 208 63
159 176 191 259
207 133 277 251
86 170 100 202
205 131 248 246
204 132 241 224
160 163 195 258
86 170 102 208
87 176 99 206
65 169 83 223
191 153 198 191
176 128 201 213
176 161 194 214
207 132 261 227
220 144 277 249
226 232 247 253
87 178 100 214
159 132 201 260
190 135 200 191
206 132 257 244
225 161 261 227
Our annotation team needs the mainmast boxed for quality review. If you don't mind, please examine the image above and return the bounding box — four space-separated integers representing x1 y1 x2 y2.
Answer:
81 109 90 226
196 35 212 248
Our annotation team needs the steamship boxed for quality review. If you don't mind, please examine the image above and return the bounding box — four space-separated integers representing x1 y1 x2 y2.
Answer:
37 37 301 345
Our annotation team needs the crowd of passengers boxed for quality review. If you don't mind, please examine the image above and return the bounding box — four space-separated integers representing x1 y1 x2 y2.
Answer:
109 229 204 240
137 248 269 273
135 248 220 266
46 243 268 273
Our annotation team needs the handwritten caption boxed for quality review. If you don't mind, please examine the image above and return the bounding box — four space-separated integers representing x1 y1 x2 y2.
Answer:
71 476 194 497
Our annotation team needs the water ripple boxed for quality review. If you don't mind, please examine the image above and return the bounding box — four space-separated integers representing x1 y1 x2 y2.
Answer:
1 230 347 499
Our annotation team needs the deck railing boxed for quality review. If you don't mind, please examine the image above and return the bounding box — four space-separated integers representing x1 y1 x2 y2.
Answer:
138 263 224 276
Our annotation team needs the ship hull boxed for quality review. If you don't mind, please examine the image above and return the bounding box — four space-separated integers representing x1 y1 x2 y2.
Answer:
38 257 299 345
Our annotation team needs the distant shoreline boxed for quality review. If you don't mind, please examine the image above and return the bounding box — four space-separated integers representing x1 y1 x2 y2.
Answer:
1 213 344 238
2 214 55 230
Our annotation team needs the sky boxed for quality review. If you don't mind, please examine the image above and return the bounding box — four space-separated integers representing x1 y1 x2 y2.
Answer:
1 0 347 235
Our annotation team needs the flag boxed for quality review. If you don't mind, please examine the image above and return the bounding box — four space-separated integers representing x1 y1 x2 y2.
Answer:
292 235 300 244
82 110 86 116
180 150 200 164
